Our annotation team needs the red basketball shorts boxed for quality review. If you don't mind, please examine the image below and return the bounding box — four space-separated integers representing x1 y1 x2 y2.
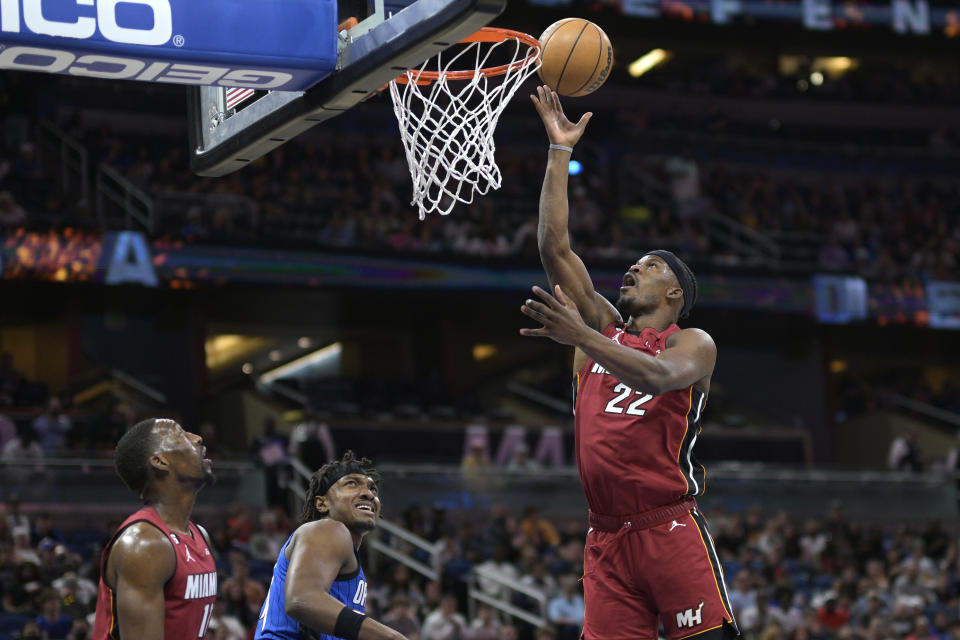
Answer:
581 498 738 640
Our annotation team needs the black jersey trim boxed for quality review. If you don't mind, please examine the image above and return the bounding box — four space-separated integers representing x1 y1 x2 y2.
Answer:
572 374 579 417
335 567 361 581
335 549 362 581
677 388 706 497
690 508 739 635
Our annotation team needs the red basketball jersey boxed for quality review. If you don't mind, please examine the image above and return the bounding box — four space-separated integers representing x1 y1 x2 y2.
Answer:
574 322 707 516
93 506 217 640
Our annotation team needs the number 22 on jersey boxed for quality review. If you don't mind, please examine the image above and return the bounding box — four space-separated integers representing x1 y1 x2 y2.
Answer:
604 384 653 416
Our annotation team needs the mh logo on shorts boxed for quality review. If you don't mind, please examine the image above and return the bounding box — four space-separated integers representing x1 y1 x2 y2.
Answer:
676 600 704 629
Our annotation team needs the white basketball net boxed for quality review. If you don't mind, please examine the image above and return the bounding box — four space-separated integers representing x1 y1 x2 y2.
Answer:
389 33 541 219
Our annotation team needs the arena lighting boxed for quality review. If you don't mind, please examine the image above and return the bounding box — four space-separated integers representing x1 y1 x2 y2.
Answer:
472 344 497 360
812 56 859 79
259 342 342 384
568 160 583 175
810 71 824 85
205 334 272 369
628 49 671 78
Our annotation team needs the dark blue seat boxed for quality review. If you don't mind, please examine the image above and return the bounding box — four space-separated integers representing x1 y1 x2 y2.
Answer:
249 559 275 581
0 613 32 634
68 527 106 559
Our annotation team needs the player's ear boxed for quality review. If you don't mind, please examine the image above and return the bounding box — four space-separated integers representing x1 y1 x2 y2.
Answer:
666 285 683 301
315 495 328 516
149 453 169 473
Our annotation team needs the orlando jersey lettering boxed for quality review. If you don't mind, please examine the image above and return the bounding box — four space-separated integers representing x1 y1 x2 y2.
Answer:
574 322 707 515
255 533 367 640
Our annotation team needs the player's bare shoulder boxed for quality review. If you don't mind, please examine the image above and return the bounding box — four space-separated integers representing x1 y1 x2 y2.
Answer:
665 327 717 390
667 327 715 348
289 519 354 556
108 521 176 586
113 521 176 559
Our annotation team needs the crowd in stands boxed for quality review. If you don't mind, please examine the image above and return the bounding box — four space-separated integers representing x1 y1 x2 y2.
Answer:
1 61 959 284
0 349 141 459
835 368 960 428
698 164 959 281
1 112 956 284
640 56 960 109
3 484 960 640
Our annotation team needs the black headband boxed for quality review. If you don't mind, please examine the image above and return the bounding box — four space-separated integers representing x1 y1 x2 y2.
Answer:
315 462 373 497
644 249 697 319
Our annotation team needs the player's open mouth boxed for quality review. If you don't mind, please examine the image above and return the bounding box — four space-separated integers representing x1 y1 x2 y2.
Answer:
355 503 375 513
621 272 637 289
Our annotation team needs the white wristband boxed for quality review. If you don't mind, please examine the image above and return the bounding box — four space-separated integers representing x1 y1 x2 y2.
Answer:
549 144 573 153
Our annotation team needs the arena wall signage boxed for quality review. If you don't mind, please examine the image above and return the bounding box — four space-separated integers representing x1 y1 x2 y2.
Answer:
813 275 868 324
0 230 943 328
0 0 338 89
927 281 960 329
529 0 953 37
103 232 158 288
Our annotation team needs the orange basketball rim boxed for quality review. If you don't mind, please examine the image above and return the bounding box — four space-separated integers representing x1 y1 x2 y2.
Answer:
393 27 541 84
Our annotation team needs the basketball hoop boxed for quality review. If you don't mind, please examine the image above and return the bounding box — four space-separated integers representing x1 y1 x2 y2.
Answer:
389 27 541 219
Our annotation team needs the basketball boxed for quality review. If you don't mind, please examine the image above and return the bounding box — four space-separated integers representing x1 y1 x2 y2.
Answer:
537 18 613 97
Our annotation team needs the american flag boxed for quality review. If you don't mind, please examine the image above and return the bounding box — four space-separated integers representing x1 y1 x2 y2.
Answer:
225 88 256 111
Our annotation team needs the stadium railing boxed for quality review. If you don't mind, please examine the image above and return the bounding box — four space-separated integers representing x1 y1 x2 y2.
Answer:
0 457 263 520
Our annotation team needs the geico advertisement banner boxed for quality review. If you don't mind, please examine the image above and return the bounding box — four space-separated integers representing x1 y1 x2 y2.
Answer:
0 0 337 90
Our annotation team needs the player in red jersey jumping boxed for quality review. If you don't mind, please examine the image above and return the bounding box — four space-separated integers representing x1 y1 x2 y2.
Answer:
522 86 739 640
93 418 217 640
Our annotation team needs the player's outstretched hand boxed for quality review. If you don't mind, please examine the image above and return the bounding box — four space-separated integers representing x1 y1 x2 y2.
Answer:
520 285 591 346
530 85 593 149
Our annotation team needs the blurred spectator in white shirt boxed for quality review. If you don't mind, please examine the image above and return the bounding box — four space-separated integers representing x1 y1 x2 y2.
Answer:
889 429 922 472
465 604 500 640
421 595 467 640
547 576 584 640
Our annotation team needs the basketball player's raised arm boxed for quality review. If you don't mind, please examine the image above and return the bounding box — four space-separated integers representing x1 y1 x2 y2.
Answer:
110 524 177 640
530 86 615 332
522 286 717 395
285 520 406 640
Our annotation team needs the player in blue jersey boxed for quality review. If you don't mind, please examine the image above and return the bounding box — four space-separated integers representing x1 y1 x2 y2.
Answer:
255 452 408 640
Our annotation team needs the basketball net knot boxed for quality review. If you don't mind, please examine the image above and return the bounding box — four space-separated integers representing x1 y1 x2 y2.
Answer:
389 30 541 219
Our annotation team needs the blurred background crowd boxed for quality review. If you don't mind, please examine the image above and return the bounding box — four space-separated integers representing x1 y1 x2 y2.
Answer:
1 2 960 640
3 489 960 640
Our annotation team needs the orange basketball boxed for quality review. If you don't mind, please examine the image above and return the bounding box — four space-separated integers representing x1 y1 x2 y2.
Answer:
537 18 613 97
